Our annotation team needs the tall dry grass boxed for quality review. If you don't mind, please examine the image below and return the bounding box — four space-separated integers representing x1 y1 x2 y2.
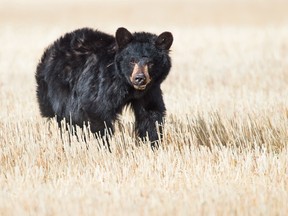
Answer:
1 1 288 215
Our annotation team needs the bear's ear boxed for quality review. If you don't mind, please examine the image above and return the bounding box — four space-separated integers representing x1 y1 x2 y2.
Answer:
155 32 173 50
116 27 133 49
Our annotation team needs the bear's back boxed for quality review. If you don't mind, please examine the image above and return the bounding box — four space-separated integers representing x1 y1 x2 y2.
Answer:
54 28 115 55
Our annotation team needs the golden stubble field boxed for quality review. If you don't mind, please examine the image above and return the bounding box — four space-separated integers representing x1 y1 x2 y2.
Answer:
1 0 288 215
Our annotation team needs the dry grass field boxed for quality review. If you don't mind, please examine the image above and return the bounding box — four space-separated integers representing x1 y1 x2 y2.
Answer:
1 0 288 215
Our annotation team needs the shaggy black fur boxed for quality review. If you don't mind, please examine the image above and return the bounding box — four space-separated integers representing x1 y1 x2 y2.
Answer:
36 27 173 149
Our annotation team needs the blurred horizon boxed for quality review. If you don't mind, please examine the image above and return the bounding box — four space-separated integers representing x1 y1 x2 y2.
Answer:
1 0 288 30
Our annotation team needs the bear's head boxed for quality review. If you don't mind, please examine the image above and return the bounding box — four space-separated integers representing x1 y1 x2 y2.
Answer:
115 27 173 91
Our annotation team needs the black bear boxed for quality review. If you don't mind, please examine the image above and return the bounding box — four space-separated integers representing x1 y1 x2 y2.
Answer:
36 27 173 149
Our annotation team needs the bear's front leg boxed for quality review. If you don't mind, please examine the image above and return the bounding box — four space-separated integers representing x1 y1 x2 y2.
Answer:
132 88 166 149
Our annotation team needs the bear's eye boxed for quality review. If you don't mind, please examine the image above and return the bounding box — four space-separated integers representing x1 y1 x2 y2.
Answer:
129 58 137 65
148 61 154 68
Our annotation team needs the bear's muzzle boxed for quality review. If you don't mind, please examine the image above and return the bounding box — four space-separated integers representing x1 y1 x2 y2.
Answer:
130 63 151 90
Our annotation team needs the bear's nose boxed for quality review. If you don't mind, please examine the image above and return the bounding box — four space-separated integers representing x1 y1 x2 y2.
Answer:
134 73 146 85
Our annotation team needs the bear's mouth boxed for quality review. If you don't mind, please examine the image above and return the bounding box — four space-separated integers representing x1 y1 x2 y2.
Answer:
133 84 148 90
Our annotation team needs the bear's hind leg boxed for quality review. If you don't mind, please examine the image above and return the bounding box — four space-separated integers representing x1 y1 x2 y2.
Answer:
36 78 55 118
90 120 114 152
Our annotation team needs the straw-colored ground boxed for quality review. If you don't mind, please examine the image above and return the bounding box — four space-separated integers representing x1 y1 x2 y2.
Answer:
1 1 288 215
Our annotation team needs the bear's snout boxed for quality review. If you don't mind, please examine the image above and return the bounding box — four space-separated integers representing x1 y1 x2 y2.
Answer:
130 64 151 90
134 73 146 85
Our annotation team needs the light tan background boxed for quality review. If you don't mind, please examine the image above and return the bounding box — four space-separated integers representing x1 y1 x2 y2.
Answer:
0 1 288 215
